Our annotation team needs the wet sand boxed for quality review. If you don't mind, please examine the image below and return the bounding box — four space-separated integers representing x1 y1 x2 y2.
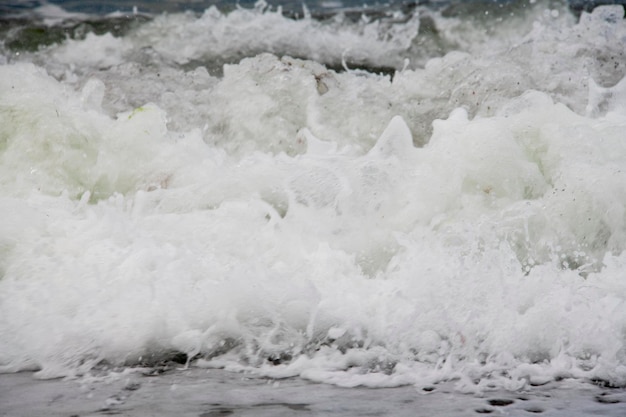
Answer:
1 367 625 417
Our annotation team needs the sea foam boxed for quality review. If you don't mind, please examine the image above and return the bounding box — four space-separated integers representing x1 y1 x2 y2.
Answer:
0 2 625 389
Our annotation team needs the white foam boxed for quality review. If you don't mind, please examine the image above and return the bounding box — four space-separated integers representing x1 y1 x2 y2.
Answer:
0 3 626 390
117 1 420 71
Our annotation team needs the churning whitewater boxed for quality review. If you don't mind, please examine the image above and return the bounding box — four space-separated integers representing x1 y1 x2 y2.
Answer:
0 0 625 391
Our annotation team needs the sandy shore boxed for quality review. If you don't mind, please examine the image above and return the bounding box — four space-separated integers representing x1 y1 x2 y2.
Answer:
1 367 625 417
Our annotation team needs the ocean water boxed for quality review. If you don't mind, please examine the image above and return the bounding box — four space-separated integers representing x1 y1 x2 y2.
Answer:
0 0 625 396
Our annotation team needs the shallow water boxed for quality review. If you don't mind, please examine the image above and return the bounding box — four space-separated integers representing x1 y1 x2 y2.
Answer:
1 0 626 395
1 367 626 416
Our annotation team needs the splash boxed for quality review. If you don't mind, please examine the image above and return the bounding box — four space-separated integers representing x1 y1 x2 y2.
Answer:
0 2 625 390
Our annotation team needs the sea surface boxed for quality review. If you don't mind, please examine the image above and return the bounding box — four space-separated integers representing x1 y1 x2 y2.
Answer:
1 0 626 407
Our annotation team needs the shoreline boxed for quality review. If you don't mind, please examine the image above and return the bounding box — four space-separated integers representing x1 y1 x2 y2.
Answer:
1 367 625 416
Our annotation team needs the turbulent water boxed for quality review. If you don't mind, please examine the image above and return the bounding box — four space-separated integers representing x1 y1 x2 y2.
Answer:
0 0 625 392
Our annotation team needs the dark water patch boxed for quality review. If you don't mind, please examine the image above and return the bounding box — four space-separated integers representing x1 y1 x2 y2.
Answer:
97 409 123 415
200 403 311 416
595 393 622 404
322 61 398 78
525 406 545 413
284 403 310 411
168 352 190 365
591 378 626 389
254 403 311 411
123 382 141 391
1 0 425 19
441 0 537 19
133 352 192 376
475 407 495 414
569 0 626 16
267 352 293 366
140 367 177 377
119 349 194 370
1 21 67 52
1 15 150 52
529 379 552 387
199 409 234 417
487 398 515 407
